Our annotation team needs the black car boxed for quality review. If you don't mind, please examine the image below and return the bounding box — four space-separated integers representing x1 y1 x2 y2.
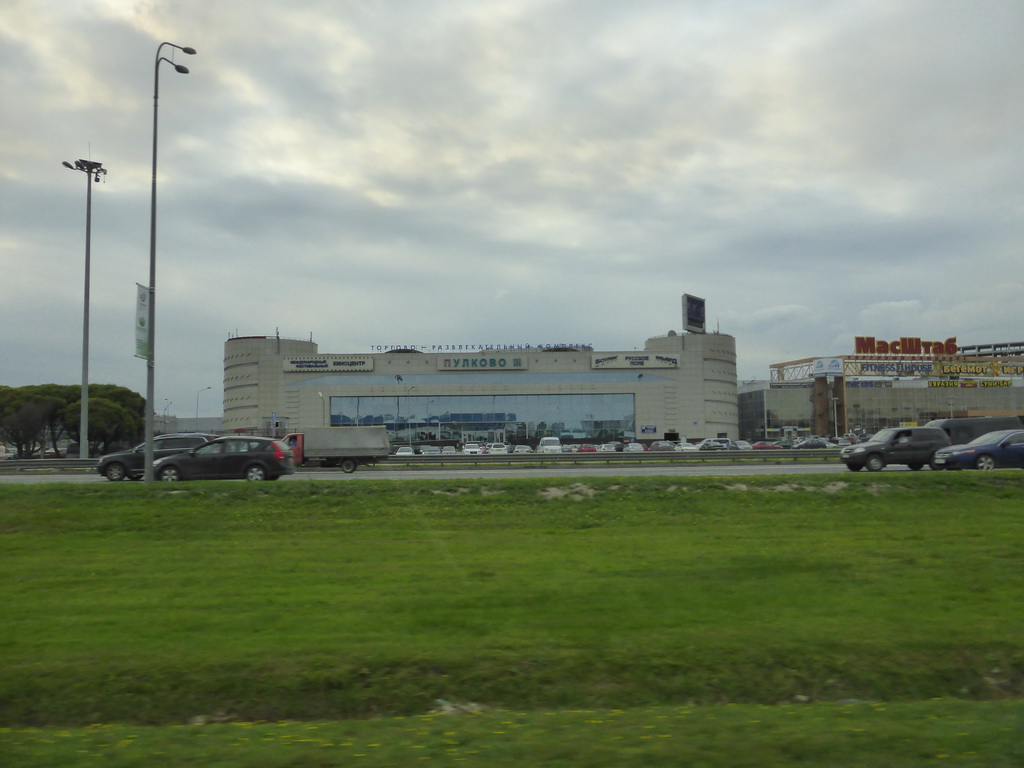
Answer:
153 436 295 481
96 433 218 481
840 427 951 472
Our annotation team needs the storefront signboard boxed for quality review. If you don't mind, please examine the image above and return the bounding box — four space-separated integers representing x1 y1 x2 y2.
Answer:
591 354 678 369
284 356 374 373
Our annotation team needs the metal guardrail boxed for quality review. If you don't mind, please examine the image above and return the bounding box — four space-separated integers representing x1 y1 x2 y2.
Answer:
368 449 841 468
0 459 96 472
0 450 842 474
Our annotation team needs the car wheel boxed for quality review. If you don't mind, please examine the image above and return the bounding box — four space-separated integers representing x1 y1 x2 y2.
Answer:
158 466 181 481
865 455 885 472
245 464 268 481
340 458 357 473
104 462 128 481
845 463 863 472
975 454 997 471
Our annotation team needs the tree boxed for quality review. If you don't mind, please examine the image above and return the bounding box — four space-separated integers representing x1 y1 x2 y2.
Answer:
24 384 78 456
0 384 145 457
64 397 143 455
0 392 49 458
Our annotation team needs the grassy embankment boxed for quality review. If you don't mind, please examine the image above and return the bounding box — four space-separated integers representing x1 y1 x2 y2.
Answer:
1 473 1022 765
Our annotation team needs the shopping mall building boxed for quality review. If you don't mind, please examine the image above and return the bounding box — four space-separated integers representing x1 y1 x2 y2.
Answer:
739 337 1024 441
222 298 738 445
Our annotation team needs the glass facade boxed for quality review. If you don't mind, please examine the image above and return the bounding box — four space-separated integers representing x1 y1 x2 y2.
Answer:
329 393 636 444
844 381 1024 433
739 380 1024 440
738 386 816 441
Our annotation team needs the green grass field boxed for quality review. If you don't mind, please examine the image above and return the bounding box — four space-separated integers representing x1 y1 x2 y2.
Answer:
2 473 1023 766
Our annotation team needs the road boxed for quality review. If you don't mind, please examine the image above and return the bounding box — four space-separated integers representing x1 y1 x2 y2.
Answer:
1 461 866 484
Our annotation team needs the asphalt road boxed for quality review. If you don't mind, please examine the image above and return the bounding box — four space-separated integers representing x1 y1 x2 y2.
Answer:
1 461 873 484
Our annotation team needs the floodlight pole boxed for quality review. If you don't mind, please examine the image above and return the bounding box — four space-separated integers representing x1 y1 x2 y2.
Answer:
144 41 196 482
62 158 106 459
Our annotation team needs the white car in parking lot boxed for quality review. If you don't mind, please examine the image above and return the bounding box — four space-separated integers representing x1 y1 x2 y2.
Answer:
487 443 509 455
462 442 482 455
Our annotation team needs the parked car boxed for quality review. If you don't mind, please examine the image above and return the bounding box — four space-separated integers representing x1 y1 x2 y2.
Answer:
153 436 295 481
734 441 753 450
794 438 834 449
675 442 698 451
697 438 731 451
577 444 598 452
512 445 533 453
394 445 416 457
751 441 782 449
441 446 457 455
648 441 677 452
598 443 619 452
95 433 218 481
839 427 950 472
419 445 442 455
932 430 1024 470
462 442 483 455
487 443 510 455
623 442 646 452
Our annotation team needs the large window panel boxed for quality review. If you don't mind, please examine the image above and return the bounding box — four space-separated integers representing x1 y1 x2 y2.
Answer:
329 393 635 442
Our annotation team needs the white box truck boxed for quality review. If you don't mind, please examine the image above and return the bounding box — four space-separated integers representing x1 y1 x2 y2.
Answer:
283 427 390 473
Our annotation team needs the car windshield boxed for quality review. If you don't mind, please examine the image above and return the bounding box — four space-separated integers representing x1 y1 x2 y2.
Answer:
967 430 1015 446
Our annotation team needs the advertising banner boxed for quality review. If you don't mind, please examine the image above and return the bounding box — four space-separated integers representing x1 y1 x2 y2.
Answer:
591 353 678 369
283 356 375 373
135 283 149 360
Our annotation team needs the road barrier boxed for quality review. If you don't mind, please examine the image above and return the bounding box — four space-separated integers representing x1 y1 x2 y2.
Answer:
0 450 842 475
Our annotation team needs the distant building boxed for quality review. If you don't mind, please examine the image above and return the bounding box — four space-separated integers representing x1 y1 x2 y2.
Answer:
222 300 738 445
739 335 1024 440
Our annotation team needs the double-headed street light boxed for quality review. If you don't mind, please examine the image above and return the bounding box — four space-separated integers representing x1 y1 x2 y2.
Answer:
144 42 196 482
62 158 107 459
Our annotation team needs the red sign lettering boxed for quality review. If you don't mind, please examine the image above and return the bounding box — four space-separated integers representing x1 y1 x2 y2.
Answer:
854 336 957 356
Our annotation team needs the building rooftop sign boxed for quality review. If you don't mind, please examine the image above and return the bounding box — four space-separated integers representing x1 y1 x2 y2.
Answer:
592 354 678 369
854 336 958 356
284 356 374 373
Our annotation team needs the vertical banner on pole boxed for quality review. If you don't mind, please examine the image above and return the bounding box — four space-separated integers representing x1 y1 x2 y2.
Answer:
135 284 149 359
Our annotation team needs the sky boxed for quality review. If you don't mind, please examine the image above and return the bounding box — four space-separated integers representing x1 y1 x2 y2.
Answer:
3 0 1023 418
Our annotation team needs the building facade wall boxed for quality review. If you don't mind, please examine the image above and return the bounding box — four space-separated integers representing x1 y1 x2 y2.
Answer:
223 331 738 443
739 377 1024 440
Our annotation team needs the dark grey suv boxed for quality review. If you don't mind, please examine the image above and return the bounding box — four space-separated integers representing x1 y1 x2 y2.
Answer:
839 427 951 472
95 433 217 481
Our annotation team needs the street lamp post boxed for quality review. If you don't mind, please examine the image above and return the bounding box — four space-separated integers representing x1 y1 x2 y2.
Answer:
62 158 106 459
144 42 196 482
195 386 212 420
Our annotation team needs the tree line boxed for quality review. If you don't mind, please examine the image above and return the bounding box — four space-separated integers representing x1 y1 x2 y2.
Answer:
0 384 145 459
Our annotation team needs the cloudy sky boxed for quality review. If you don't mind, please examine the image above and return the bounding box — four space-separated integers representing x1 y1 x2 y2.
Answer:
3 0 1023 418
